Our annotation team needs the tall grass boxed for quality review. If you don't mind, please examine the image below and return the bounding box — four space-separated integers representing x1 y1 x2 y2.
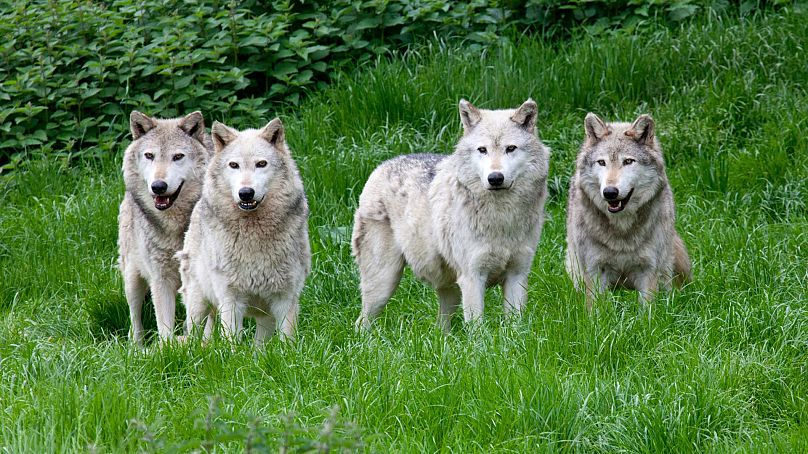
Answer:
1 9 806 452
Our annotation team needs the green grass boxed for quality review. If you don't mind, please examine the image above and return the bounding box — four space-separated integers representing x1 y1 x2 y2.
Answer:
1 10 807 452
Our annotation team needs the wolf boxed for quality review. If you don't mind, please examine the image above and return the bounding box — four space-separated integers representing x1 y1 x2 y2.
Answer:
177 118 310 344
352 99 550 331
118 110 213 344
565 113 692 310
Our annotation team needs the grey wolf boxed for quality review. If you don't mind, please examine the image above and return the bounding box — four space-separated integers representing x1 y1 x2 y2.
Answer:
118 110 212 344
352 99 550 331
565 113 692 310
178 119 310 344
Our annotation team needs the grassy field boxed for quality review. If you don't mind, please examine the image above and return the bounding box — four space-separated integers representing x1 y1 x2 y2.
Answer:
1 10 807 452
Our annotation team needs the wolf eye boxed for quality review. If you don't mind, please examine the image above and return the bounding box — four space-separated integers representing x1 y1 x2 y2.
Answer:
256 160 268 168
477 147 487 154
172 153 185 161
228 162 239 169
596 160 606 166
505 145 517 153
144 152 154 160
623 158 635 165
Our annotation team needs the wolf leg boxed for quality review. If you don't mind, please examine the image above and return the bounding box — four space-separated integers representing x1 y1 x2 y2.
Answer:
457 273 486 323
218 297 246 342
203 306 217 339
124 267 148 345
436 285 461 333
270 295 299 342
254 311 275 346
567 250 597 312
502 270 529 317
151 279 179 341
636 273 659 306
354 219 404 330
183 281 210 339
582 272 602 313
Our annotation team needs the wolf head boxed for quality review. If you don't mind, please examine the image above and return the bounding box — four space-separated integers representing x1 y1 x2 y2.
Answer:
124 111 210 211
454 99 548 192
209 119 294 212
576 113 667 215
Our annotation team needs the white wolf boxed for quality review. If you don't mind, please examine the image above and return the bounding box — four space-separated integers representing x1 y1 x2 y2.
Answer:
178 119 310 344
352 99 550 331
565 113 692 310
118 110 212 344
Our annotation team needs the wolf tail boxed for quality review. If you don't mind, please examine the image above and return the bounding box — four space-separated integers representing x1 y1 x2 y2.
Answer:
351 193 389 259
672 234 692 287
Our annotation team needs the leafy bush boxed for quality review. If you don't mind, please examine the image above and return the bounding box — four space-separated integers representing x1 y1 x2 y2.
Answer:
0 0 777 170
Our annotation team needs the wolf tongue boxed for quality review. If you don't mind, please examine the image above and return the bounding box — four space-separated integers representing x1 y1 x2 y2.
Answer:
155 196 170 205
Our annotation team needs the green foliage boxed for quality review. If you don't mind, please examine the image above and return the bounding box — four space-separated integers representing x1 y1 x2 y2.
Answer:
0 0 780 170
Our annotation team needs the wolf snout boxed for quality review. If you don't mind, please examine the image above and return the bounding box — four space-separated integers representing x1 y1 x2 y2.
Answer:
602 186 619 200
151 180 168 195
487 172 505 187
238 187 256 201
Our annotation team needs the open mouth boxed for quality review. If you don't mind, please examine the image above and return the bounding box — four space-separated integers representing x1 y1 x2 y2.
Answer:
153 181 184 211
606 188 634 213
238 199 260 211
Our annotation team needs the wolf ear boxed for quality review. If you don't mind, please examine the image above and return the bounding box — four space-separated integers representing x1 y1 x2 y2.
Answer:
178 111 206 144
130 111 156 140
626 114 655 145
259 118 286 152
458 99 482 134
211 121 238 153
510 99 538 132
584 113 610 144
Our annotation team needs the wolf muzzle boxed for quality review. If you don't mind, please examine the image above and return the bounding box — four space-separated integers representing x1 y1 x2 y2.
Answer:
237 186 260 211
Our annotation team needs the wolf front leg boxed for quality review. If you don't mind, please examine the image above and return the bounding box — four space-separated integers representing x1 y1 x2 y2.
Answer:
635 272 659 306
183 281 212 340
457 273 486 323
151 278 179 340
253 311 275 346
502 270 529 317
582 272 602 313
124 266 148 345
436 285 461 333
218 296 247 342
270 293 300 342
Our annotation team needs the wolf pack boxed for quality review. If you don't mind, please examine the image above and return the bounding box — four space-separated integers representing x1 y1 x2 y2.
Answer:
118 99 691 346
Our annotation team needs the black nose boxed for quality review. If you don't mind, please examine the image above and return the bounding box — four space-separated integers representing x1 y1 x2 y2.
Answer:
151 180 168 195
238 187 255 201
488 172 505 187
603 186 619 200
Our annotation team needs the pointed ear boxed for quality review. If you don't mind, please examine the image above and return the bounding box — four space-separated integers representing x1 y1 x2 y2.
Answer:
178 111 206 144
259 118 286 152
626 114 655 145
130 111 156 140
510 99 538 132
458 99 482 134
584 113 610 144
211 121 238 153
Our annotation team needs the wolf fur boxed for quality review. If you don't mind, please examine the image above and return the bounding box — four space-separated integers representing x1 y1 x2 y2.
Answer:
178 118 310 344
118 110 212 344
565 113 692 310
352 99 550 331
